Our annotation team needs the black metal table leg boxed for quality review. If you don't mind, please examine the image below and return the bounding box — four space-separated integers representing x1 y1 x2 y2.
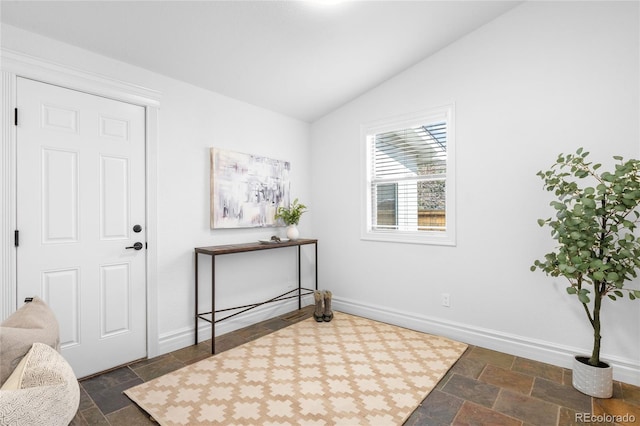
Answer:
298 246 302 310
212 255 216 354
195 252 199 345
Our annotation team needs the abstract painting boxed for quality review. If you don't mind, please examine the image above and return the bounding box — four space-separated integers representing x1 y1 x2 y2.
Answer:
210 148 290 228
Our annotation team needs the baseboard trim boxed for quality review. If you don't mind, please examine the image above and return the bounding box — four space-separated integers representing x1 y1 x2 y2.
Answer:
158 295 313 355
332 297 640 387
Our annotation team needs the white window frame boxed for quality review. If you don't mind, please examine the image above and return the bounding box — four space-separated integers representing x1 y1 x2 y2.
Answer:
361 104 456 245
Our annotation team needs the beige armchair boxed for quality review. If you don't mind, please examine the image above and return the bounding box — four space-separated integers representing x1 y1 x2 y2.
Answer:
0 298 79 426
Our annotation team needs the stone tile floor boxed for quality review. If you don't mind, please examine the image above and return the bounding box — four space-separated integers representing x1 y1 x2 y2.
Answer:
70 307 640 425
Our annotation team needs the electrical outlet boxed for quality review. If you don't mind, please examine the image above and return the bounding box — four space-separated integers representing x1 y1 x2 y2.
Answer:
441 293 451 307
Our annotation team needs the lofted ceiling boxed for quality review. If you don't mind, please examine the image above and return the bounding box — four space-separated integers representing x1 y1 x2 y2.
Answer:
0 1 521 122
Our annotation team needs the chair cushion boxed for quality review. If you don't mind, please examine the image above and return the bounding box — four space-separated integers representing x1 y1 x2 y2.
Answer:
0 343 79 426
0 353 29 391
0 297 60 385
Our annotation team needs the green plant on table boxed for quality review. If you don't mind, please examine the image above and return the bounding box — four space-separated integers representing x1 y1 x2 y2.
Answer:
275 198 307 226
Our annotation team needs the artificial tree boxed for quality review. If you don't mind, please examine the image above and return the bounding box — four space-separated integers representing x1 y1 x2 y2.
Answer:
532 148 640 368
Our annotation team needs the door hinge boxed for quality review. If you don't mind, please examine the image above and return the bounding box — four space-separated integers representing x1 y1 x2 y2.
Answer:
14 108 18 126
14 230 19 247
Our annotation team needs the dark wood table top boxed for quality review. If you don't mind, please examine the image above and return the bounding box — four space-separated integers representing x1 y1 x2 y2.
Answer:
195 238 317 255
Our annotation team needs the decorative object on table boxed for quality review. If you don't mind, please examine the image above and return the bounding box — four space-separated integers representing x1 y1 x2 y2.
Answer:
210 148 290 229
275 198 307 240
258 236 290 244
125 312 468 426
531 148 640 398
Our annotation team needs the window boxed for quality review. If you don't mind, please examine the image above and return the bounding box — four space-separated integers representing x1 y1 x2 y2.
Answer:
361 105 455 245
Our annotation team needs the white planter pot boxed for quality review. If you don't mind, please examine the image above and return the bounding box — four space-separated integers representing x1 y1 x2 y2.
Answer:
572 355 613 398
286 225 299 241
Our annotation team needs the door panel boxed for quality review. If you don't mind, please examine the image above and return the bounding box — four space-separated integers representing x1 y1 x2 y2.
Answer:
16 77 147 378
100 263 131 337
42 268 80 348
100 155 130 240
42 148 80 243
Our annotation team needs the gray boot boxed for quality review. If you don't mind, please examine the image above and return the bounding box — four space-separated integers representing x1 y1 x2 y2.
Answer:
313 290 324 322
323 290 333 322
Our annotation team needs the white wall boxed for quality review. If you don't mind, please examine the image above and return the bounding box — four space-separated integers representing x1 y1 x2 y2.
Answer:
310 1 640 385
1 25 315 354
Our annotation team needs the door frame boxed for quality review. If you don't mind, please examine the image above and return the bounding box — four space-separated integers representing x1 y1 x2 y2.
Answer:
0 48 162 358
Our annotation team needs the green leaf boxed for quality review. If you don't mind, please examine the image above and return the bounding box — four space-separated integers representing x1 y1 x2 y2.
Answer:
583 198 596 209
607 272 620 282
566 287 577 295
578 293 591 304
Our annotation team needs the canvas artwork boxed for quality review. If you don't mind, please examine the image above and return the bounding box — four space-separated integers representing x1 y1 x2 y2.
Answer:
210 148 290 229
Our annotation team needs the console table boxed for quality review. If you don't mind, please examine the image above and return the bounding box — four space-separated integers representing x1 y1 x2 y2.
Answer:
194 238 318 354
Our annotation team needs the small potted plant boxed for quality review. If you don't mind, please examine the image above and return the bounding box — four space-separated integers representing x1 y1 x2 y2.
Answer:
275 198 307 240
531 148 640 398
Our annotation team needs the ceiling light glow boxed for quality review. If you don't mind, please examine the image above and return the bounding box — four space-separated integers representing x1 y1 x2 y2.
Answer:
307 0 345 7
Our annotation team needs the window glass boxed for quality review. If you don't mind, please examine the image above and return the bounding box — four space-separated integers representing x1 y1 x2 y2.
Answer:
362 106 455 245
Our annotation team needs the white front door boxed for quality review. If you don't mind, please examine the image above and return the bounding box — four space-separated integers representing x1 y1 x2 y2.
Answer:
16 77 147 378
